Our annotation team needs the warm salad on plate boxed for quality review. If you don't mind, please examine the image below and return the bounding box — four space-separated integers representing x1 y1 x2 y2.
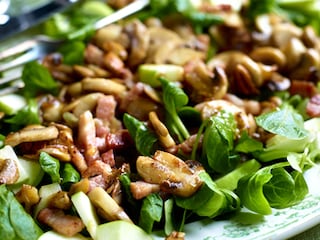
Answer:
1 0 320 239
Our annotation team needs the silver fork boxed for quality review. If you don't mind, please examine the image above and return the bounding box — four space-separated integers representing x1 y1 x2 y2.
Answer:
0 0 149 95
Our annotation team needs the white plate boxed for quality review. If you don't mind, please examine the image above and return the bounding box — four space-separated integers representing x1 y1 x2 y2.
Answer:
153 165 320 240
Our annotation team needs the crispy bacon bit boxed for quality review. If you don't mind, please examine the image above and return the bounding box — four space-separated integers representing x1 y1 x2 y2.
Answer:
105 130 133 150
306 94 320 117
96 95 117 122
101 149 115 167
130 181 160 199
89 175 108 190
289 80 318 98
82 160 112 179
37 208 85 237
78 110 100 164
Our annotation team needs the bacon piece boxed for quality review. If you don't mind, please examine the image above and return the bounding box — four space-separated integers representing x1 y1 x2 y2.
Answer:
289 80 318 98
130 181 160 199
96 95 117 122
37 208 84 237
78 111 100 164
82 160 112 179
306 94 320 117
89 175 108 190
105 130 133 150
101 149 115 167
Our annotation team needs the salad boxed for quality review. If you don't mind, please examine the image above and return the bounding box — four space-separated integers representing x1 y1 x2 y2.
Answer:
1 0 320 239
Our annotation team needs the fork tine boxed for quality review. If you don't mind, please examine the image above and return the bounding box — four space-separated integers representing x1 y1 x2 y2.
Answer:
0 48 39 72
0 39 37 61
0 80 24 96
0 70 21 85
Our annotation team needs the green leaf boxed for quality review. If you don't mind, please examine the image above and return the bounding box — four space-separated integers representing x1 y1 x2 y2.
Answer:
176 172 240 218
0 185 43 240
237 167 273 215
235 132 264 153
164 198 174 236
263 168 308 208
159 77 190 141
202 113 239 173
5 98 40 130
123 113 158 156
61 163 80 185
58 41 86 65
255 104 308 140
215 159 261 190
138 193 163 233
21 61 59 98
39 152 61 183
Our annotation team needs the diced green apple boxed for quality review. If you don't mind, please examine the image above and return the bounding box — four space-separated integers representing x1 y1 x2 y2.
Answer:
96 220 153 240
0 94 26 115
71 191 100 239
34 183 62 217
138 64 184 87
38 230 90 240
17 157 44 186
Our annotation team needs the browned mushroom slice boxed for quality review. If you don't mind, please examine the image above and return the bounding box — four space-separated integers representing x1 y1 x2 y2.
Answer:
5 125 59 147
136 150 203 197
0 156 19 184
184 60 228 102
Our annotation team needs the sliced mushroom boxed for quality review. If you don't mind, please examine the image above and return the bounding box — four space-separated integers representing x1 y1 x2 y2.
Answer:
149 111 175 148
207 51 264 87
250 47 286 68
136 150 203 197
184 60 228 102
271 22 303 48
5 125 59 147
15 184 40 213
63 93 104 118
82 78 126 96
281 37 307 70
0 157 19 184
289 48 320 80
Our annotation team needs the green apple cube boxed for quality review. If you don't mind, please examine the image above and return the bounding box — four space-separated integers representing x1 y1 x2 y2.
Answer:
71 191 100 239
138 64 184 87
96 220 153 240
0 94 26 115
38 230 90 240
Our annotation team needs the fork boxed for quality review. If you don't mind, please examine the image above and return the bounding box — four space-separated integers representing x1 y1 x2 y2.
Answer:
0 0 149 95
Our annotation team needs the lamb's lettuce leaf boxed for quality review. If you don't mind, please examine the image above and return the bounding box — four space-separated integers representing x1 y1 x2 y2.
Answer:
0 184 43 240
255 103 308 140
201 111 240 174
21 61 59 98
138 193 163 233
237 162 308 215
